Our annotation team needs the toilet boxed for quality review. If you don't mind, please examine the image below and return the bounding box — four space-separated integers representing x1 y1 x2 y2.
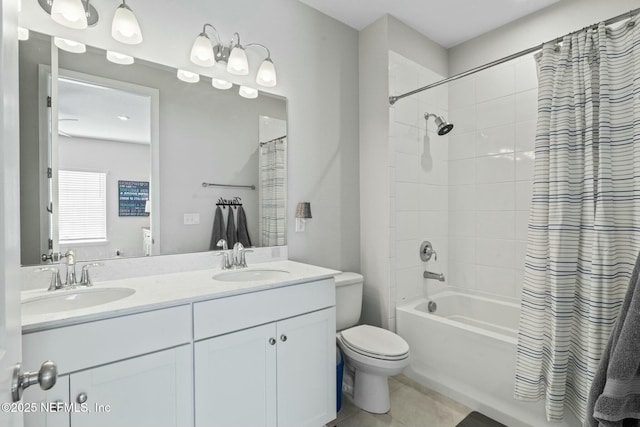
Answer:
335 272 410 414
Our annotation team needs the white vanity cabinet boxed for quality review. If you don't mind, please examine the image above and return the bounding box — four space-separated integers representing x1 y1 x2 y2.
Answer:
23 305 193 427
193 278 336 427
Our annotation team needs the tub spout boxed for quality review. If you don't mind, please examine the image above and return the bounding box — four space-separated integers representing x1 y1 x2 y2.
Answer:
423 270 445 282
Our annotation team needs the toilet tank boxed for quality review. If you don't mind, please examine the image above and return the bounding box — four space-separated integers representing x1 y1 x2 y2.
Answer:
335 272 364 331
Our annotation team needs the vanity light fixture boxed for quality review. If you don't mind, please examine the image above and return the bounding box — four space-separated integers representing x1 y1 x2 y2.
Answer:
106 50 134 65
111 0 143 45
37 0 99 29
238 86 258 99
295 202 312 232
177 69 200 83
211 78 232 90
18 27 30 41
189 23 278 87
54 36 86 53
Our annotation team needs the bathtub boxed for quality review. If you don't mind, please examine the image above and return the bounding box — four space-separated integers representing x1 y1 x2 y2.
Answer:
396 288 580 427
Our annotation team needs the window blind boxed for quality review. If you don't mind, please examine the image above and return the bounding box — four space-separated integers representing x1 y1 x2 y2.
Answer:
58 170 107 243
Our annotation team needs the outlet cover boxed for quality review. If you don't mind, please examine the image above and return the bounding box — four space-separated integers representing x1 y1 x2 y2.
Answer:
184 213 200 225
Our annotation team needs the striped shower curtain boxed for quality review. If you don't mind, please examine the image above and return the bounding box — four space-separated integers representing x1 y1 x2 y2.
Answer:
259 139 286 246
514 21 640 422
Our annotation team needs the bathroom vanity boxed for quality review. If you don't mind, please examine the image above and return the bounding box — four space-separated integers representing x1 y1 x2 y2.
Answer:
20 260 337 427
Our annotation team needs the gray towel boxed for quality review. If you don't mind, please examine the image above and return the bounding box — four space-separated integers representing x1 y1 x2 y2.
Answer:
226 208 237 248
584 250 640 427
209 206 226 250
237 206 252 248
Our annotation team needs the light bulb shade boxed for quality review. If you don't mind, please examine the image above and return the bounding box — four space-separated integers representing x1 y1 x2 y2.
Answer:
295 202 312 219
212 78 232 90
106 50 134 64
227 46 249 75
112 3 143 45
238 86 258 99
256 58 277 87
190 34 215 67
54 37 86 53
51 0 87 29
17 27 29 41
177 69 200 83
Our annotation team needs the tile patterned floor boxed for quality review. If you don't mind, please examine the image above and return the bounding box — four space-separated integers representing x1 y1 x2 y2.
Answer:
327 375 472 427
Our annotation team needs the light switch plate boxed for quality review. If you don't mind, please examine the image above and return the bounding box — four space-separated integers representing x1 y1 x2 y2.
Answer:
184 213 200 225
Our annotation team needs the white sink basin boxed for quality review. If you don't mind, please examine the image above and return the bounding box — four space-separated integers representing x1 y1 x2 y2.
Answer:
213 269 291 282
22 287 136 316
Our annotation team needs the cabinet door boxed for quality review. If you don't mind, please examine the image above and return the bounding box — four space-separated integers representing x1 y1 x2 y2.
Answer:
69 345 192 427
276 307 336 427
195 322 277 427
25 374 70 427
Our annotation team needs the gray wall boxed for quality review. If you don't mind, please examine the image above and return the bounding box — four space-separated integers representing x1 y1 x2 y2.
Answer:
19 0 361 273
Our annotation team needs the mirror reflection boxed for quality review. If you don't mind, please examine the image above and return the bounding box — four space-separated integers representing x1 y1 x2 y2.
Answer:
19 32 288 266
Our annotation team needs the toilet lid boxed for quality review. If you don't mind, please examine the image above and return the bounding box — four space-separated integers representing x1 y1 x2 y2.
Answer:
340 325 409 358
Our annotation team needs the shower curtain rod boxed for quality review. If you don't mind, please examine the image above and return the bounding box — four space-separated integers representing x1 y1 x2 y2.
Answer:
388 7 640 105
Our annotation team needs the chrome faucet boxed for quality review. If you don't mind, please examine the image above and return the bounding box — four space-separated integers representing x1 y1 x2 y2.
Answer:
423 270 446 282
64 250 77 286
232 242 253 268
216 239 232 270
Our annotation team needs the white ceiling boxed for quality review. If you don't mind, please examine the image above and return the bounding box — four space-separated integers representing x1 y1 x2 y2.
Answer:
58 77 151 144
298 0 561 48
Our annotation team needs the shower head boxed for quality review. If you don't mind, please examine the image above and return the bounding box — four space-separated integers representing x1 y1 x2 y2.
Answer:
424 113 454 136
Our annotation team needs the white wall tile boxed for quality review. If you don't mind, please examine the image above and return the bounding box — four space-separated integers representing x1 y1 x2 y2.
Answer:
515 151 535 181
449 132 475 160
476 211 515 240
476 239 516 269
449 158 475 185
396 152 420 183
394 123 421 155
516 89 538 123
419 184 448 211
396 266 422 302
477 95 515 130
475 182 515 211
476 64 515 103
449 211 476 238
449 105 476 135
449 185 475 212
448 262 476 289
419 211 448 238
449 238 475 264
515 241 527 270
515 211 529 241
474 265 517 298
395 96 419 128
449 77 475 109
515 120 536 152
515 181 533 211
475 124 515 157
516 54 538 93
396 182 420 211
396 211 419 241
389 167 396 196
396 239 422 269
476 154 515 184
514 269 525 299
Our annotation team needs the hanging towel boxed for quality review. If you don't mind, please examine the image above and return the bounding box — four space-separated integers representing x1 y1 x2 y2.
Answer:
226 208 238 248
585 250 640 427
237 206 252 248
209 206 226 250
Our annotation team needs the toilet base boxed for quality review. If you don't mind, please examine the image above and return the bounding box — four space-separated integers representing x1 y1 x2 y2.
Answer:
353 369 391 414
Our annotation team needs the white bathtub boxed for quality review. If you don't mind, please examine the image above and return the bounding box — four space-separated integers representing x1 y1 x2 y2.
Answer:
396 289 580 427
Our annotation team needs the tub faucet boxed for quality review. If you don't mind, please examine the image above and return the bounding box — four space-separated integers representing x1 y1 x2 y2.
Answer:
423 270 445 282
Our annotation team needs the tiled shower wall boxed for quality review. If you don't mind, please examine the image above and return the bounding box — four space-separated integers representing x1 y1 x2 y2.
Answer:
447 54 538 299
388 51 449 330
388 51 538 328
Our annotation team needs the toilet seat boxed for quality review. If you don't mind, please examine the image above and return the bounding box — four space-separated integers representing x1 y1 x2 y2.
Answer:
339 325 409 361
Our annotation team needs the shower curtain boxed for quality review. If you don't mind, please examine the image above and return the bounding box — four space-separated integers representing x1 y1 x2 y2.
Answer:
514 21 640 422
259 139 286 246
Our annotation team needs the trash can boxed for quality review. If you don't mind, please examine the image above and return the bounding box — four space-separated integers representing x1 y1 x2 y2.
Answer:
336 346 344 412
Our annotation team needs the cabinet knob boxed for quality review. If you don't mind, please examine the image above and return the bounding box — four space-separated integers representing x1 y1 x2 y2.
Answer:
77 392 88 404
280 334 287 342
268 338 276 346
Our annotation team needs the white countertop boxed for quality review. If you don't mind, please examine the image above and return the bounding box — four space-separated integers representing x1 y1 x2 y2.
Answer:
21 260 340 333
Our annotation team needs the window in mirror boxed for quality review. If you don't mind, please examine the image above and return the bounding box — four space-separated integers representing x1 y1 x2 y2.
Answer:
58 169 107 244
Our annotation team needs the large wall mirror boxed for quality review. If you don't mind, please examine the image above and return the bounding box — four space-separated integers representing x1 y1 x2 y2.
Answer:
19 32 288 266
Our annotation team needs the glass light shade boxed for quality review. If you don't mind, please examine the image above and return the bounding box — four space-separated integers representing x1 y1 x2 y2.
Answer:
295 202 312 219
190 34 215 67
211 78 232 90
227 46 249 75
238 86 258 99
54 37 86 53
17 27 29 41
256 59 277 87
51 0 88 29
177 69 200 83
106 51 134 65
111 3 143 45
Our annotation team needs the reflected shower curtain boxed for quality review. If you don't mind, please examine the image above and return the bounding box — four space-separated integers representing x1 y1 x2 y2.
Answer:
259 139 286 246
514 22 640 422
